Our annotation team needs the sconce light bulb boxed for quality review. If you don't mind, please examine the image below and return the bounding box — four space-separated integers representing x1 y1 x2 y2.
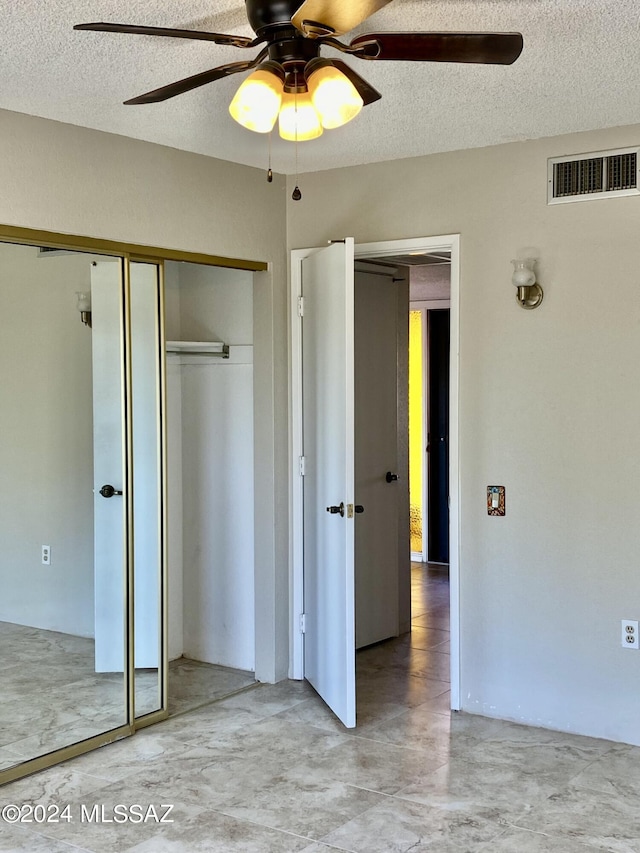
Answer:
76 291 91 313
76 291 92 327
511 258 543 309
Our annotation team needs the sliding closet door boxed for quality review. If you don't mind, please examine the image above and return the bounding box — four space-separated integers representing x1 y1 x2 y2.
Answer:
93 258 165 719
0 244 129 778
130 261 165 719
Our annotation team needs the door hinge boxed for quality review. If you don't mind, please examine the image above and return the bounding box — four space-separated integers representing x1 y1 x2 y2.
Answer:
299 456 306 476
299 613 306 634
297 295 304 317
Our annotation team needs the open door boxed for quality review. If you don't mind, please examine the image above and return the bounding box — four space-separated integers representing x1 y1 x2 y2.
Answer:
354 266 401 649
427 309 450 564
301 238 356 728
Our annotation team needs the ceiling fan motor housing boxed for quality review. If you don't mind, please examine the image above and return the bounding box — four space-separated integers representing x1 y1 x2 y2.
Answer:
245 0 304 35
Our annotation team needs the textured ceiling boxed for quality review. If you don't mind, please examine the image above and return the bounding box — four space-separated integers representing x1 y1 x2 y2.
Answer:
2 1 640 174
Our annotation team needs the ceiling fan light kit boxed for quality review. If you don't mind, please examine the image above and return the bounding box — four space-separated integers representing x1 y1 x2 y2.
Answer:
305 59 364 130
74 0 524 144
228 58 364 139
279 90 324 140
228 62 285 133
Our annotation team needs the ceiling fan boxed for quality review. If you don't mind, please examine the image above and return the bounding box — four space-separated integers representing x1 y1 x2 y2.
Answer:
75 0 523 141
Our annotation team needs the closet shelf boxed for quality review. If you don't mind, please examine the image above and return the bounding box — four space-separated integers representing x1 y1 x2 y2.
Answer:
166 341 229 358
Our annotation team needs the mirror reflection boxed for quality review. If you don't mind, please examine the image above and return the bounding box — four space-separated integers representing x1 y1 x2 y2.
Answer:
130 261 163 719
0 242 127 770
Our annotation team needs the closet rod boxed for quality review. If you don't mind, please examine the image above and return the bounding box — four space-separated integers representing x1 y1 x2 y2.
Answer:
166 341 230 358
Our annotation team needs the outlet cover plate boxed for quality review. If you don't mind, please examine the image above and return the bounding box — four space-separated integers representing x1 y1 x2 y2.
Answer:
621 619 639 649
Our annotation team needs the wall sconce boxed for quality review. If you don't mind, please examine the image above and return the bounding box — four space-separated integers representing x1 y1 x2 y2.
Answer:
76 291 92 327
511 258 543 309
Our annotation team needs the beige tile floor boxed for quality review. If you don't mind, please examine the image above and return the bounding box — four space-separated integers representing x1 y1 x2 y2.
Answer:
2 564 639 852
0 623 255 767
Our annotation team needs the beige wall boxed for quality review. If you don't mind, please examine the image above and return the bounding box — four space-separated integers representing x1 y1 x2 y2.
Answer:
0 243 97 635
4 104 640 742
0 108 290 682
287 124 640 744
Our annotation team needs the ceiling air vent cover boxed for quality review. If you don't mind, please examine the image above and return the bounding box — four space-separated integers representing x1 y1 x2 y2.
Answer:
548 147 639 204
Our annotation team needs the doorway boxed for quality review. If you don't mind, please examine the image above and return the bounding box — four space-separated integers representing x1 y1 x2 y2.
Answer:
290 234 460 718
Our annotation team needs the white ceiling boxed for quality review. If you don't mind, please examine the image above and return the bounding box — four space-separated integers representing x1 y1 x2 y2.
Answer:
2 1 640 174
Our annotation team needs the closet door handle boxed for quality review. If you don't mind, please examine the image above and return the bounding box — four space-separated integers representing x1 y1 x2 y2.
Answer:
326 502 345 517
99 484 123 498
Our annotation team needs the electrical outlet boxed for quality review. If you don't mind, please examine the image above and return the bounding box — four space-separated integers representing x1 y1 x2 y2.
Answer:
41 545 51 566
621 619 639 649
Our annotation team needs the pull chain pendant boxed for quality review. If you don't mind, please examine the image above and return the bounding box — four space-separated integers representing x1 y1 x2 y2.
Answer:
291 70 302 201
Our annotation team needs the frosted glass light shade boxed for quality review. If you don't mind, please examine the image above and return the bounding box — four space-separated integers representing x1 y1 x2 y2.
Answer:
76 291 91 313
511 258 536 288
229 67 284 133
307 64 363 129
278 92 323 141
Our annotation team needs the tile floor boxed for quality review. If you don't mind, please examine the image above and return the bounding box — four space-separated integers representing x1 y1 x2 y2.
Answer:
2 564 639 851
0 623 254 768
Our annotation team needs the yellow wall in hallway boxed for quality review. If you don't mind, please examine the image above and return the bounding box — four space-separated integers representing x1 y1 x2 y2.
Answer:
409 310 423 555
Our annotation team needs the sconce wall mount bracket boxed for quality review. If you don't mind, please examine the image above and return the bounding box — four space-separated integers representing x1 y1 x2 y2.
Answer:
516 281 543 310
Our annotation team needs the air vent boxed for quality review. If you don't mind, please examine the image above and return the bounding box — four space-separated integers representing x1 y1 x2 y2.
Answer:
37 247 74 257
548 147 639 204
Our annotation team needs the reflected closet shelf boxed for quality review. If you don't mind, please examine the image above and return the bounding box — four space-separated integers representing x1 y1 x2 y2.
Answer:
165 341 253 365
166 341 229 357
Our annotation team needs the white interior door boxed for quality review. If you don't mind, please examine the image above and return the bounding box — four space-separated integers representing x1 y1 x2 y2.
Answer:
354 268 400 648
92 261 127 673
302 238 356 728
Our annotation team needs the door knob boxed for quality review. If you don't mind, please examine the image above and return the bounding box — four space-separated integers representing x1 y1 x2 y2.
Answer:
99 484 123 498
326 502 345 517
355 505 365 513
385 472 398 483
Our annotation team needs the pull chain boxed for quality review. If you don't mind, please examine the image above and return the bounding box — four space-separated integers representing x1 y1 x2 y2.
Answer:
292 68 302 201
267 130 273 182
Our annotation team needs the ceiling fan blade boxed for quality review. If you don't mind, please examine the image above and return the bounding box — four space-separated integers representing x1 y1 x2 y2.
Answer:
350 32 524 64
74 21 258 49
124 58 262 105
291 0 393 37
329 60 381 105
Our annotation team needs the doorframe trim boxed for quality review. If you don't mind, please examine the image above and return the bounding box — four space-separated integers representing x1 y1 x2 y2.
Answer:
289 235 461 712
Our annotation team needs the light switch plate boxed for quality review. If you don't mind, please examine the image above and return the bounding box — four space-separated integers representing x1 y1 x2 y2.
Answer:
487 486 505 516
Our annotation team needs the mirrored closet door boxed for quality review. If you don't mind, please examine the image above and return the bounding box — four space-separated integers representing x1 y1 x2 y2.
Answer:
0 244 130 775
0 242 167 784
130 261 164 721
